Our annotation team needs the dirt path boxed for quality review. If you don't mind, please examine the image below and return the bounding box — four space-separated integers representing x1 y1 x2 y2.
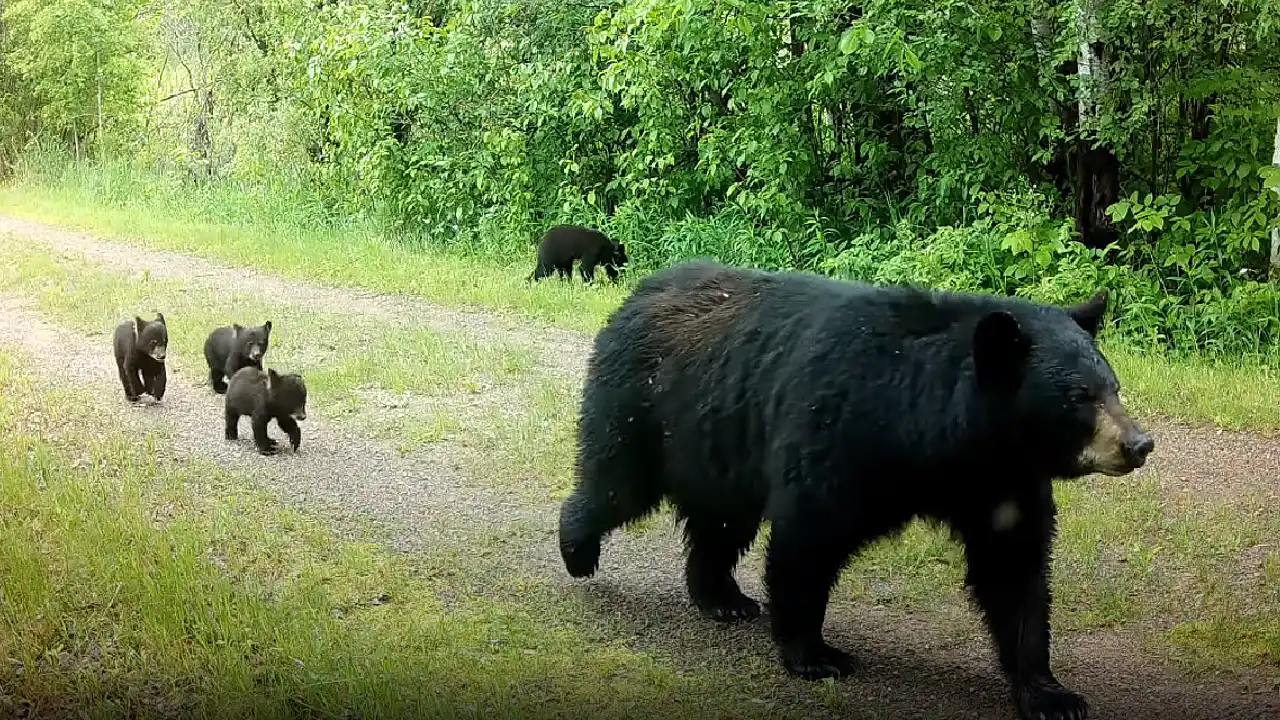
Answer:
1 216 1276 719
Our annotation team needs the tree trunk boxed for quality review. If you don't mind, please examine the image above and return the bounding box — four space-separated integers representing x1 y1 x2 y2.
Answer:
1271 116 1280 277
1073 0 1120 249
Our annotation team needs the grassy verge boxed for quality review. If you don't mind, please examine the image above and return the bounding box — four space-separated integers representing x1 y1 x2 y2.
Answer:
0 348 796 719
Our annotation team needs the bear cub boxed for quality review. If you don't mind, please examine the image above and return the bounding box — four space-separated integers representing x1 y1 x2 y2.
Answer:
224 366 308 455
529 225 628 283
559 260 1155 720
204 321 272 394
112 312 169 403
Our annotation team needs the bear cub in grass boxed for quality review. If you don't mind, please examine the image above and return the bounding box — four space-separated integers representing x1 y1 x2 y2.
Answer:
204 321 272 394
224 366 308 455
112 313 169 403
529 225 628 283
558 261 1154 720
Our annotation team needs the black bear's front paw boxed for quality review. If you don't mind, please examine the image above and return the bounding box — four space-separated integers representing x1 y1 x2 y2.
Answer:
780 641 858 681
257 444 280 456
126 394 140 403
693 589 761 622
1015 678 1089 720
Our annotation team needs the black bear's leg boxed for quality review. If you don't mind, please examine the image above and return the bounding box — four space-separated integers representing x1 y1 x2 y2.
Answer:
131 366 146 398
558 481 661 578
681 512 762 621
210 367 228 394
764 504 863 680
277 415 302 451
147 366 167 402
117 358 140 402
251 412 279 455
958 488 1088 720
224 409 240 440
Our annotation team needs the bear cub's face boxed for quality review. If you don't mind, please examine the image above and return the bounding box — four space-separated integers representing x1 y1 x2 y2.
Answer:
135 314 168 362
266 368 307 421
233 321 272 362
974 290 1153 480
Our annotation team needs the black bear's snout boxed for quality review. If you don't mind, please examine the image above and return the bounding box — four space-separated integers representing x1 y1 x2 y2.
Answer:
1122 432 1155 467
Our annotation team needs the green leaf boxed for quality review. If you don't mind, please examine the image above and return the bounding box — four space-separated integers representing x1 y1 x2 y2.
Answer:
838 27 860 55
1107 200 1131 222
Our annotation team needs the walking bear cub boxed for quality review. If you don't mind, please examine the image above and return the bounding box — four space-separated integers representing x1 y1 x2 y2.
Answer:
112 313 169 403
529 225 628 283
204 321 272 394
224 366 308 455
558 261 1154 720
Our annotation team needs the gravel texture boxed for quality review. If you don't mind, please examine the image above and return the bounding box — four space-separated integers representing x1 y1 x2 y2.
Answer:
0 216 1276 719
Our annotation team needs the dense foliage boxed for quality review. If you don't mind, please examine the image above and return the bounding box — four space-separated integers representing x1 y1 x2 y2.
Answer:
2 0 1280 355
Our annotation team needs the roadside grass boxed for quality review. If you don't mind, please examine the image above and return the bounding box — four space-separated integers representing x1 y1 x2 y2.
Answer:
1104 346 1280 432
4 168 1280 434
0 349 794 720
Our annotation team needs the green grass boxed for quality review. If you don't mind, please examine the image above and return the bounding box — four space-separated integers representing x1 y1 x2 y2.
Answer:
0 349 798 719
1105 346 1280 432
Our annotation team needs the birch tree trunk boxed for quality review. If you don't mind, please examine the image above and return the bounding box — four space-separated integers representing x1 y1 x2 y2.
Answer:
1271 116 1280 276
1073 0 1120 248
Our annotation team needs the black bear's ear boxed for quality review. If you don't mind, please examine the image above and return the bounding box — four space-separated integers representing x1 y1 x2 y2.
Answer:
263 320 272 334
1066 289 1108 337
973 310 1029 390
155 312 165 325
134 316 146 337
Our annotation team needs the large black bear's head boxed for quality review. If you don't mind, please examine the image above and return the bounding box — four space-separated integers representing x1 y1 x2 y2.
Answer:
970 290 1154 480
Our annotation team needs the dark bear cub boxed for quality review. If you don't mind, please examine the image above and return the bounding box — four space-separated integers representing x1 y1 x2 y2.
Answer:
112 312 169 403
204 320 272 394
559 261 1155 720
224 366 307 455
529 225 628 283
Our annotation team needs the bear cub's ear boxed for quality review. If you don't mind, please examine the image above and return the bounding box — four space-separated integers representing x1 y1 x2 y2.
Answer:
973 310 1029 390
1066 289 1108 337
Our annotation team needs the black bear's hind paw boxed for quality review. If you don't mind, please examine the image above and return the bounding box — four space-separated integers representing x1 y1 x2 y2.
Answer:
781 642 858 681
695 591 761 623
1016 679 1088 720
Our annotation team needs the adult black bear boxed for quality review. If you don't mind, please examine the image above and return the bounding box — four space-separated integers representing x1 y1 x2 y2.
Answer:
558 261 1153 720
112 313 169 403
203 321 272 394
224 366 308 455
529 225 628 283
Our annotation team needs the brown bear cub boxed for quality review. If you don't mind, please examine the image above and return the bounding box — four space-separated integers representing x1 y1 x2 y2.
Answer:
224 366 308 455
203 321 272 394
529 225 628 283
112 313 169 403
